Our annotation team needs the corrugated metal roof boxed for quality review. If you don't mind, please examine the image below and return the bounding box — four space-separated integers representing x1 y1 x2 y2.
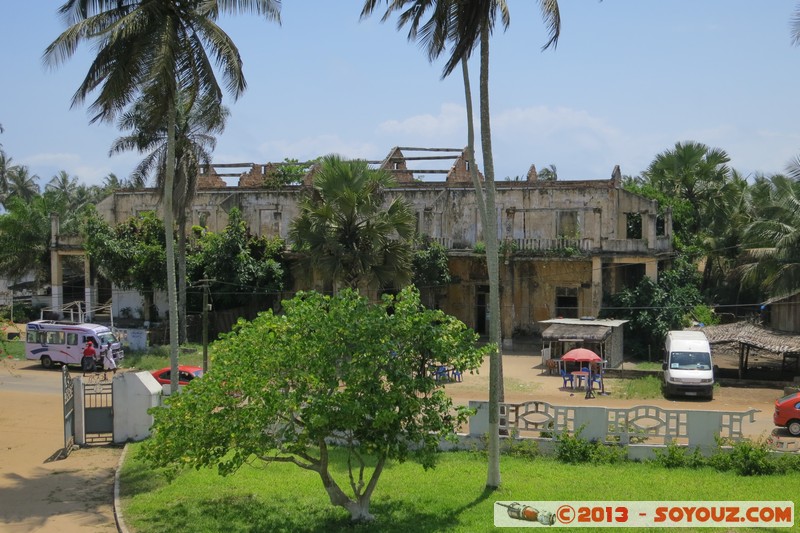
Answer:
539 318 628 327
541 323 612 341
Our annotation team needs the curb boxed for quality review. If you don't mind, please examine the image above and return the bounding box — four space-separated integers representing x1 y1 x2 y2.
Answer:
114 442 130 533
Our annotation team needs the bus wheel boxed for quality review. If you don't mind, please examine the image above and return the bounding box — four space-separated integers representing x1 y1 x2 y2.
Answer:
41 355 53 369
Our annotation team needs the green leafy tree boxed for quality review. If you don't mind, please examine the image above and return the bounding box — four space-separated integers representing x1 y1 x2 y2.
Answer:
412 236 451 308
740 170 800 299
363 0 561 489
265 157 316 187
604 258 704 357
3 165 40 207
641 141 731 251
45 0 281 392
45 170 79 204
0 196 51 287
140 287 490 522
289 154 415 293
537 164 558 181
82 209 167 321
187 208 287 311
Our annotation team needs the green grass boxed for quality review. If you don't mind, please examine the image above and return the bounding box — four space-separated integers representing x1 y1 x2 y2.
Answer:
609 375 665 400
120 444 799 533
121 343 204 370
0 338 25 359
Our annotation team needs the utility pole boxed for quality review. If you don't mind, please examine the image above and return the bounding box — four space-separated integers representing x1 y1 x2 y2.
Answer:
202 279 211 373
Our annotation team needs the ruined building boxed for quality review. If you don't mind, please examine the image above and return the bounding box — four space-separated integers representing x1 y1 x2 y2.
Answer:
58 146 672 346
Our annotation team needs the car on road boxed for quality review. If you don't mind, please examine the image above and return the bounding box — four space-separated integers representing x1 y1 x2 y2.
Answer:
773 392 800 436
151 366 204 386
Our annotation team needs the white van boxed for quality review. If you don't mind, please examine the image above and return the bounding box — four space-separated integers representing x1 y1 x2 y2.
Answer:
662 330 714 399
25 320 124 369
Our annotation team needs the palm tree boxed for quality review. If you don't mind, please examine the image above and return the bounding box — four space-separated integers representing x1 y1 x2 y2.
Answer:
289 155 415 294
4 166 40 206
740 169 800 299
46 170 79 204
0 196 51 288
45 0 280 392
0 150 14 201
643 141 730 245
791 3 800 46
538 164 558 181
111 91 228 342
363 0 560 489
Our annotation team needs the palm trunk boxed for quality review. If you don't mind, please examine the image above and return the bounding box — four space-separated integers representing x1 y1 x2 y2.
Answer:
479 23 503 489
164 98 180 394
178 214 187 344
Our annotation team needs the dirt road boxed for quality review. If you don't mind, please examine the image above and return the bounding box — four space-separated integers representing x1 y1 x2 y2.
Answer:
0 359 119 533
0 351 792 532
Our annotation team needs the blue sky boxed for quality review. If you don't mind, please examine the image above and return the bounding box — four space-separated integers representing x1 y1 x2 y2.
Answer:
1 1 799 187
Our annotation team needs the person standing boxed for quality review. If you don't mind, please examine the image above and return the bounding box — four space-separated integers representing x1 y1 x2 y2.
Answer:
102 342 117 380
82 341 97 376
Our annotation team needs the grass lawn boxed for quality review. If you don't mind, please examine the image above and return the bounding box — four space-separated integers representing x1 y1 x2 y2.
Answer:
120 444 799 532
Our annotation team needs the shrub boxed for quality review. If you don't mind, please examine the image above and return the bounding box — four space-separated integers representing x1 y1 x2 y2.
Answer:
506 438 540 460
726 439 775 476
554 427 626 464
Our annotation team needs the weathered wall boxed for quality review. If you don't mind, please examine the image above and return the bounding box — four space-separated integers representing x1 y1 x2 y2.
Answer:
92 175 671 342
769 292 800 334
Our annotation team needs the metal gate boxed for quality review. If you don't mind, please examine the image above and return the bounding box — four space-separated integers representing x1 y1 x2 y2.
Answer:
61 366 75 458
83 379 114 444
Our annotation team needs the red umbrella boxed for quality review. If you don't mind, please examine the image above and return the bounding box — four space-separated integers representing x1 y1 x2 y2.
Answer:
561 348 602 362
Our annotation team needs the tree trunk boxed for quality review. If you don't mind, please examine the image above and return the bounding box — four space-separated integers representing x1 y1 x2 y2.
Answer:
315 442 382 522
479 23 503 489
177 214 187 344
164 98 180 394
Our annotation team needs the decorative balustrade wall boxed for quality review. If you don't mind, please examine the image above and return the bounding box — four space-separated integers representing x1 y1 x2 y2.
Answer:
466 400 761 460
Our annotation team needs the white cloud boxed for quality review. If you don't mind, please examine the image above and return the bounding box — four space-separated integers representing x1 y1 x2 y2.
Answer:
255 135 381 162
377 103 465 139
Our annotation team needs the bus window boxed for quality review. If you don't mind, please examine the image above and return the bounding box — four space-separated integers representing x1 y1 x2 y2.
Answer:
46 331 65 345
67 332 78 346
26 331 40 344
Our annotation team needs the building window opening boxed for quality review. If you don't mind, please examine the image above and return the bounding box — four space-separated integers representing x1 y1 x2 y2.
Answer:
626 213 642 239
555 287 579 318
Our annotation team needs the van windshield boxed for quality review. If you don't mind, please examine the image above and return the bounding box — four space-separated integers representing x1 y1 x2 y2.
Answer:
670 351 711 370
98 332 118 345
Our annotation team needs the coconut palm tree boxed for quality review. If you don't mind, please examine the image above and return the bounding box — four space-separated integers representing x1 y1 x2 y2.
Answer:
362 0 560 489
46 170 79 205
4 166 40 206
111 91 229 342
289 154 415 294
44 0 280 392
740 169 800 299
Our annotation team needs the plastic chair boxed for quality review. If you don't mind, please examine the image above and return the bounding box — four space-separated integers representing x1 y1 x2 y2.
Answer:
560 369 574 389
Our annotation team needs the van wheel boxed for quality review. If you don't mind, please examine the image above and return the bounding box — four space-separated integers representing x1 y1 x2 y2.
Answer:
788 420 800 437
41 355 53 369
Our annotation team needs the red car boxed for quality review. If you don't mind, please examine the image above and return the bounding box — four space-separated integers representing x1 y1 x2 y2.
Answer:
773 392 800 436
151 366 204 386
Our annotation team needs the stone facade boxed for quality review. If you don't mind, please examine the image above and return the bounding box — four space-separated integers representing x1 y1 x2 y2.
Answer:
92 147 672 345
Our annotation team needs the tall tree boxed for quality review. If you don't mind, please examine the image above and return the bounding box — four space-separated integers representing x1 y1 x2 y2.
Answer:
46 170 79 205
740 170 800 299
111 91 228 342
363 0 560 489
140 287 490 522
642 141 731 250
289 154 415 294
3 166 40 206
0 196 51 287
45 0 280 392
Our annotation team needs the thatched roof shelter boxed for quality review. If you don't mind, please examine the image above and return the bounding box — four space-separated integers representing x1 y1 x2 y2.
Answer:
692 322 800 378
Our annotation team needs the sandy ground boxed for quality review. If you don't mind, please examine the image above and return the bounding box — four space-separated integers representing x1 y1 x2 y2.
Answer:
0 348 794 533
0 359 119 533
